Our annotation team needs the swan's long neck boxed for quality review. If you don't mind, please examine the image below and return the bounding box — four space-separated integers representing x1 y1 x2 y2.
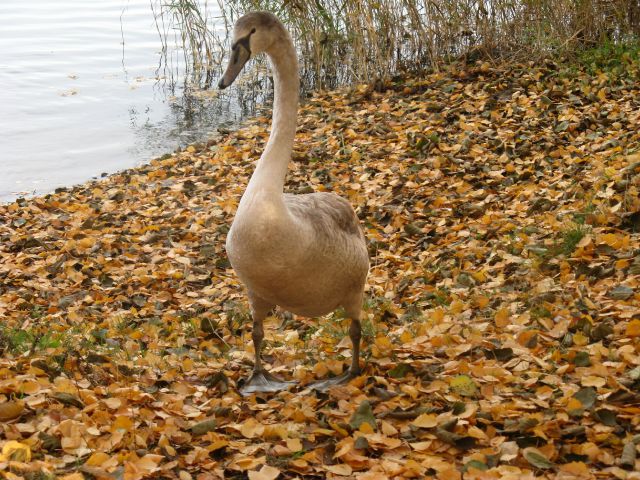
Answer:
246 37 299 196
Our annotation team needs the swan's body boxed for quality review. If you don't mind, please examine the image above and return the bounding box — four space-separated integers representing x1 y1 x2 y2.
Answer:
219 12 369 394
228 192 368 317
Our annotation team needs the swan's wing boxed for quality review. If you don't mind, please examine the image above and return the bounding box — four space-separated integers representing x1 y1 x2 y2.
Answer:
284 192 364 240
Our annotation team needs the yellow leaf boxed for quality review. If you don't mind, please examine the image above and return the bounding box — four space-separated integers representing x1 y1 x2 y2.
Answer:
313 362 329 378
112 415 134 432
18 379 41 395
0 441 31 462
449 300 464 314
471 269 487 283
232 456 266 471
431 307 445 323
400 330 414 344
599 233 626 249
410 441 433 452
559 461 590 475
615 259 629 269
573 332 589 346
359 422 374 434
59 474 84 480
576 235 592 249
286 438 302 452
240 418 265 439
450 374 478 397
373 335 393 357
85 451 111 466
133 454 163 473
581 376 606 387
77 237 93 249
208 439 228 452
411 413 438 428
329 421 349 437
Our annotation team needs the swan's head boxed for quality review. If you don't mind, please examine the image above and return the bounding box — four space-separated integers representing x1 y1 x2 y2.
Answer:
218 11 284 89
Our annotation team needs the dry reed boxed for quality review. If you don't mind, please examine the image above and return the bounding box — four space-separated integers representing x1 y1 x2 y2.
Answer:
157 0 640 89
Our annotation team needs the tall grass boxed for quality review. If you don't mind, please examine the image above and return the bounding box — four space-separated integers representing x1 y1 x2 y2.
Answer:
155 0 640 90
151 0 224 89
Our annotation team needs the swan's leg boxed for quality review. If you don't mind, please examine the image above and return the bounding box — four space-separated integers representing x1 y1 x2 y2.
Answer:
239 294 295 396
349 316 362 376
311 296 363 392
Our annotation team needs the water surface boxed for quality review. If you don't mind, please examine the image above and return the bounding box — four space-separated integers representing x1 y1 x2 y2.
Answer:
0 0 250 203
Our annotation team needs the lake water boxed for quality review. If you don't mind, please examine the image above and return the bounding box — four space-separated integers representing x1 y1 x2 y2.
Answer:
0 0 252 203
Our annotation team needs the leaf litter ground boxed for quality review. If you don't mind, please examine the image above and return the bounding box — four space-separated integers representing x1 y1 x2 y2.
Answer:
1 61 640 479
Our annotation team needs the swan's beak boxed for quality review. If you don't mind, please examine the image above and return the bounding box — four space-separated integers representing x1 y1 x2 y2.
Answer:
218 44 251 89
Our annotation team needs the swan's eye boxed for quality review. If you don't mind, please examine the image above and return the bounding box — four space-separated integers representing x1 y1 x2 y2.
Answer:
251 28 256 34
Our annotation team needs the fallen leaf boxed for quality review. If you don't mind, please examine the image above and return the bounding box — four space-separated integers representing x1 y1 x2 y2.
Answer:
248 465 281 480
349 400 376 430
450 375 477 397
0 401 24 421
411 413 438 428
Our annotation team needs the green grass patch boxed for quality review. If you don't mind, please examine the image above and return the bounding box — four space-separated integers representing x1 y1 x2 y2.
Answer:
559 223 590 256
576 40 640 76
0 325 65 355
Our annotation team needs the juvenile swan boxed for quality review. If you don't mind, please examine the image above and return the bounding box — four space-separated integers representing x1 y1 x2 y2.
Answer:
218 12 369 394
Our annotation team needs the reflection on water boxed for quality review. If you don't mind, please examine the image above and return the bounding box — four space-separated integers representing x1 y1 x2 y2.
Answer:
0 0 265 203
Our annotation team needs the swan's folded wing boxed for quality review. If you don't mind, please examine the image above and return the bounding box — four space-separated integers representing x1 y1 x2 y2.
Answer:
284 192 364 239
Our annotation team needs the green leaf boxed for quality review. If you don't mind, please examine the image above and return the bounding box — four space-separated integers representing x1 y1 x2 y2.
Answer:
450 375 477 397
572 351 591 367
523 447 554 469
608 285 634 300
354 436 369 450
464 460 488 472
403 223 422 236
349 400 376 431
594 409 618 426
629 366 640 381
451 401 466 415
573 387 597 409
388 363 412 378
51 392 84 409
190 419 217 435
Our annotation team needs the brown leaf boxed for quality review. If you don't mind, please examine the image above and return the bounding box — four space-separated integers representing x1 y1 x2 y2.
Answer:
0 400 25 421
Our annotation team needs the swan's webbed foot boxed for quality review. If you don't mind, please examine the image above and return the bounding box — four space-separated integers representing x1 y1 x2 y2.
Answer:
239 370 296 396
310 368 360 392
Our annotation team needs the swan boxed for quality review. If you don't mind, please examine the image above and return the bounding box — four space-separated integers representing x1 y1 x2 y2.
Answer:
218 11 369 395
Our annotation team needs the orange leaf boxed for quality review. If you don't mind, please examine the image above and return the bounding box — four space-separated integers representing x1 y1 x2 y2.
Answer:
474 295 490 308
495 308 510 327
626 319 640 337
